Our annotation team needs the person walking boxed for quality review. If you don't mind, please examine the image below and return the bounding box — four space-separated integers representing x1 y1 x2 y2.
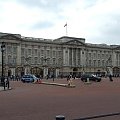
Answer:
109 74 113 81
68 75 73 86
67 74 70 81
52 74 54 82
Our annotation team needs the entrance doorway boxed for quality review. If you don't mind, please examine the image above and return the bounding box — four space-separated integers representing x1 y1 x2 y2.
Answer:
8 70 11 77
73 68 78 78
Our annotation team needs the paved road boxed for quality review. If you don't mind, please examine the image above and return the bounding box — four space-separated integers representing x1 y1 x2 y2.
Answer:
0 77 120 120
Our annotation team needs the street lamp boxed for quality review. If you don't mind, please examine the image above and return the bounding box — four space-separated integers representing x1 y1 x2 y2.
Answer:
1 42 5 86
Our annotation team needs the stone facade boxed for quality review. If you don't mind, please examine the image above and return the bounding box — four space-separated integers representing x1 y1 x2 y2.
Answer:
0 32 120 78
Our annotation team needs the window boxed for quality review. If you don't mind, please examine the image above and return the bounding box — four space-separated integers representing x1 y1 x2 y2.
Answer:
28 49 32 56
93 60 96 67
89 60 91 66
47 58 50 65
13 46 17 54
53 58 56 65
93 53 96 58
102 60 105 67
21 57 24 64
98 60 101 67
41 50 44 56
8 56 12 64
34 49 38 56
58 58 62 65
28 57 31 64
47 50 50 57
34 57 38 64
21 48 25 56
98 54 100 59
53 51 56 57
89 53 91 58
7 46 12 54
102 54 104 59
13 57 16 65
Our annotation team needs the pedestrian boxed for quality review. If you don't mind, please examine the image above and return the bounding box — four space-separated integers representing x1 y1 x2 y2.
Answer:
1 76 5 90
67 75 70 81
46 74 49 80
6 76 10 89
68 75 73 86
52 74 54 81
109 74 113 82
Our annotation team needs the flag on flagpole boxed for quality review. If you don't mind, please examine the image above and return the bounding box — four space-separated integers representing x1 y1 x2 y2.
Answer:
64 23 67 27
64 22 68 36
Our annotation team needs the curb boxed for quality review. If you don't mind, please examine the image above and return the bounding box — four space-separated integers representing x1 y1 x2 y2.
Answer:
35 81 76 88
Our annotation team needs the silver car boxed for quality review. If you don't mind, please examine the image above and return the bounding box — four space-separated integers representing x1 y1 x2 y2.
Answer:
21 74 39 83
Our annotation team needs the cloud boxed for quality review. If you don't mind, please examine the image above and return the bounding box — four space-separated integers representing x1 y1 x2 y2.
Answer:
30 21 54 29
15 0 73 13
0 0 120 45
64 0 120 45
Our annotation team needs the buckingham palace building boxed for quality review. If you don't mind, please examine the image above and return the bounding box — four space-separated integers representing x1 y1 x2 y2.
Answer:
0 32 120 78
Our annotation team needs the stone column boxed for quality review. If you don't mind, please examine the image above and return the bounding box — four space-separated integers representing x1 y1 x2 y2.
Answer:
43 67 48 78
72 48 74 66
11 68 15 76
56 69 59 78
17 43 21 66
76 48 78 66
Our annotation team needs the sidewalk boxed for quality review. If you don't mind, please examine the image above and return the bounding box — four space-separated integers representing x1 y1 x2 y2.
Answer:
0 86 12 91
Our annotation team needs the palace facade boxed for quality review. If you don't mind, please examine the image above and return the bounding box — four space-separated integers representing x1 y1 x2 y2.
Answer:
0 32 120 78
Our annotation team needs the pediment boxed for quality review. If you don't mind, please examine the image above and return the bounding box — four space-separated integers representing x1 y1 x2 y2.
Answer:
0 34 21 40
63 39 86 46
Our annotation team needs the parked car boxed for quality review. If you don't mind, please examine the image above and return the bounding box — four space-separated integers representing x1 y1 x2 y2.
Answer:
21 74 39 83
81 74 101 82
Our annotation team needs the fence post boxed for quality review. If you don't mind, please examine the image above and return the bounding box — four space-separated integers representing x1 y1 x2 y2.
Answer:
56 115 65 120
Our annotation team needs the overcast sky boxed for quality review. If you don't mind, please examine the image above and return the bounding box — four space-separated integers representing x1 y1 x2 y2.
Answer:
0 0 120 45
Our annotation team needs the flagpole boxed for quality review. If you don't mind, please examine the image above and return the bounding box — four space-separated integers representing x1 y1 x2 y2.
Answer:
64 23 68 36
66 24 67 36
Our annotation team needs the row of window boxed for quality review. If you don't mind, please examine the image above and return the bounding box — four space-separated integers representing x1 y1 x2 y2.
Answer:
87 53 112 59
21 48 62 57
4 57 62 66
86 60 111 67
21 57 62 66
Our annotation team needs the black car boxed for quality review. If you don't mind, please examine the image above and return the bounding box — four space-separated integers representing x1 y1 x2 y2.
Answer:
81 74 101 82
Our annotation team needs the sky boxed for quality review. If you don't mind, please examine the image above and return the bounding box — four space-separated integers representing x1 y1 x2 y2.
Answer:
0 0 120 45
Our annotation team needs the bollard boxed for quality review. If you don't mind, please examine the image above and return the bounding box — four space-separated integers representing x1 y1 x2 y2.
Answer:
87 78 89 82
86 78 91 84
56 115 65 120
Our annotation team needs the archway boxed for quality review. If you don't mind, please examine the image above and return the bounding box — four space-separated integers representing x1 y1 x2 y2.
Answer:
15 67 24 76
31 67 43 78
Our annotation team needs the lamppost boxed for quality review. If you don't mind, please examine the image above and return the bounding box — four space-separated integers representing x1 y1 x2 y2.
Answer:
1 42 5 86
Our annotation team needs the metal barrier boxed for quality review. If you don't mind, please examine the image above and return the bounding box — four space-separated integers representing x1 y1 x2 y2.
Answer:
55 112 120 120
73 112 120 120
